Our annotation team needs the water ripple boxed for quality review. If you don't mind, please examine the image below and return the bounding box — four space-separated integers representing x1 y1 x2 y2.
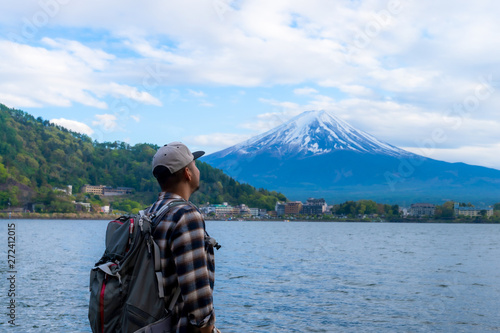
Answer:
0 220 499 332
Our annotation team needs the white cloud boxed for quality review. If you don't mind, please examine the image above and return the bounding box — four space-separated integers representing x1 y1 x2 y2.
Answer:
4 1 500 89
4 1 500 105
249 94 500 155
368 67 440 92
186 133 252 148
130 115 141 122
403 143 500 171
123 38 194 67
101 83 162 106
0 39 161 109
0 40 107 108
50 118 94 136
42 37 115 70
258 98 302 113
199 101 214 107
0 93 42 108
2 1 500 168
188 89 207 98
339 84 373 97
244 99 303 132
93 114 118 131
294 87 318 96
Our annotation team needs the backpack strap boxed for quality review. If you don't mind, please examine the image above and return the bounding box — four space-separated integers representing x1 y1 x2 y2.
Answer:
152 240 165 298
147 199 187 229
167 287 181 312
152 241 182 309
140 199 188 307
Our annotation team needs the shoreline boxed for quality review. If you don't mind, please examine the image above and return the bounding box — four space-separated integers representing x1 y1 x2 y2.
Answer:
204 216 499 224
0 213 497 224
0 212 118 220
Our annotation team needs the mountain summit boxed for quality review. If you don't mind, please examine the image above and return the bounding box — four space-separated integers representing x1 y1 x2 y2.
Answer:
203 110 500 204
215 110 410 158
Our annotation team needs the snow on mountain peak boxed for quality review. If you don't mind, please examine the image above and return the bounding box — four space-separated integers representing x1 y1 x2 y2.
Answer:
219 110 411 158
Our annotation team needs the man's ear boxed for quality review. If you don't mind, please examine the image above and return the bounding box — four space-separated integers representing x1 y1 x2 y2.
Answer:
183 166 192 182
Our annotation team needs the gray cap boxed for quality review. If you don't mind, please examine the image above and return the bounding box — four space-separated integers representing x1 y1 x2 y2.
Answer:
152 142 205 173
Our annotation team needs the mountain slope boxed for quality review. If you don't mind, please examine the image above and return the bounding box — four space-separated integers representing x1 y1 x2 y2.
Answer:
203 110 500 204
217 110 411 158
0 104 286 211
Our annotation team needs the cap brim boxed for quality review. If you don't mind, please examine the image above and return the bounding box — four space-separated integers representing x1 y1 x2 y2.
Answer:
193 151 205 160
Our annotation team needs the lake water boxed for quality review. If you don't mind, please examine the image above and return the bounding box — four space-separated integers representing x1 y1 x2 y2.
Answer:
0 220 499 332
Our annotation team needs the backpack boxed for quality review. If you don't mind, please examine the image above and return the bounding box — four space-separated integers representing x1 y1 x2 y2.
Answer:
88 199 185 333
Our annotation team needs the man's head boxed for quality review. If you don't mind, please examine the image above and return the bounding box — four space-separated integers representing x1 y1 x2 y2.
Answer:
152 142 204 194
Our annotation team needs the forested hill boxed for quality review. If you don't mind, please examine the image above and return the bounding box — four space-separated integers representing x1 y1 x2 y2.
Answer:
0 104 286 211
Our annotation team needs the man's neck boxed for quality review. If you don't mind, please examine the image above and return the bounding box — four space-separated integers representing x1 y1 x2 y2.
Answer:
162 186 191 201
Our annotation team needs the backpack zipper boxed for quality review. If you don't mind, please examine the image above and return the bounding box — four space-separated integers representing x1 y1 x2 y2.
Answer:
99 275 107 333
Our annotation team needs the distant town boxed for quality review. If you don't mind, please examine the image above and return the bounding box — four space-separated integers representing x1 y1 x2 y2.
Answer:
2 183 499 223
200 198 497 222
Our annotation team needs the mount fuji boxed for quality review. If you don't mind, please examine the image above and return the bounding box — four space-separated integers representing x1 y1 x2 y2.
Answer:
202 110 500 204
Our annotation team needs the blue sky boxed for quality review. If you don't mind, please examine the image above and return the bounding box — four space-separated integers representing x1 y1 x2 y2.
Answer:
1 0 500 169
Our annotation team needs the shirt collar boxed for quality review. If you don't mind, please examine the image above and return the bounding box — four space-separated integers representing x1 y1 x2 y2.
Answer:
158 192 184 201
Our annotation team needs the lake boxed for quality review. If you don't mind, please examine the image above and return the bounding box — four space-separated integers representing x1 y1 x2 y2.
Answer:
0 220 499 332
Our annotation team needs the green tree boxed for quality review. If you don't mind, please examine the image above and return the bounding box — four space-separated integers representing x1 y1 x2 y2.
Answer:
0 103 287 212
0 162 8 183
435 201 455 219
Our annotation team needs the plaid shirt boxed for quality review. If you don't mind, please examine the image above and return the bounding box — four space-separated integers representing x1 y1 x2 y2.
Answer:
148 192 216 332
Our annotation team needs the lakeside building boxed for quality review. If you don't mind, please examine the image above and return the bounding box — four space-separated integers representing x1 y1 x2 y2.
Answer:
75 202 91 212
275 202 286 216
409 203 435 217
53 185 72 196
399 207 409 217
213 204 235 216
249 208 268 217
24 203 36 213
103 187 134 196
200 203 239 218
301 198 327 215
454 203 493 217
276 198 326 216
239 204 251 217
82 184 133 196
249 207 259 217
275 201 303 216
201 203 269 219
82 185 106 195
285 201 303 215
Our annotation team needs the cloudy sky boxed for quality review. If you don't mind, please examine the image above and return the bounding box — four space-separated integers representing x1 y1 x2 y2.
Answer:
1 0 500 169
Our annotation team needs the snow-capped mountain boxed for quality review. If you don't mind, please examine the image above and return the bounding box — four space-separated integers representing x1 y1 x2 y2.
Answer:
215 110 410 158
202 110 500 204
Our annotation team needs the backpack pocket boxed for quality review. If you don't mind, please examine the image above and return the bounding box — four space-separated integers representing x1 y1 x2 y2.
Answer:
89 267 128 333
88 269 103 332
125 303 165 332
132 312 175 333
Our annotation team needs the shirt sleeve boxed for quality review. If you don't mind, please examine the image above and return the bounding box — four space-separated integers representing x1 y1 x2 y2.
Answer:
170 208 214 328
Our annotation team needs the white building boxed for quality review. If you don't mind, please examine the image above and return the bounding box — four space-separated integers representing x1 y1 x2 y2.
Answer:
454 203 493 217
409 203 435 217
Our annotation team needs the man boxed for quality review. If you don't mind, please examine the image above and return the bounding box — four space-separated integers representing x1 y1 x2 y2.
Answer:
148 142 219 333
